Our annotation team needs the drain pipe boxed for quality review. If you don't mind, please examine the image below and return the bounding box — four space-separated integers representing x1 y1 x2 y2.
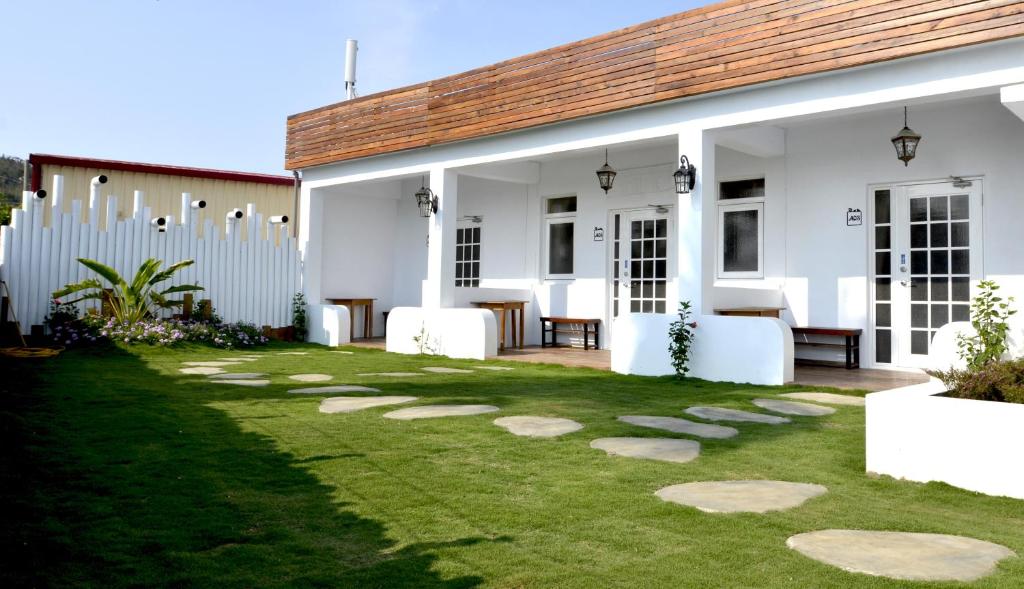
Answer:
292 170 301 237
88 174 108 225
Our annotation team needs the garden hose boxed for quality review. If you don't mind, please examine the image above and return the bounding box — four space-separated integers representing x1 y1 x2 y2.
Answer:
0 346 64 358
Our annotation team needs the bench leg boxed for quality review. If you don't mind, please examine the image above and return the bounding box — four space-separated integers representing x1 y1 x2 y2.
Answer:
584 324 590 351
540 320 548 348
595 323 600 349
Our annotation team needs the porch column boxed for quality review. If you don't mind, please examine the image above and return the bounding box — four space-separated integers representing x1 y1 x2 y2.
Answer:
298 184 324 304
423 167 458 308
676 127 715 315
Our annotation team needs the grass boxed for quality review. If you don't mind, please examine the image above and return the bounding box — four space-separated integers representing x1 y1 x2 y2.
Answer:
2 343 1023 588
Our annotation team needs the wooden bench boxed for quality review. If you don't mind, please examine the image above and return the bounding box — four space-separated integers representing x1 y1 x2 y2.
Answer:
792 326 862 370
540 317 600 350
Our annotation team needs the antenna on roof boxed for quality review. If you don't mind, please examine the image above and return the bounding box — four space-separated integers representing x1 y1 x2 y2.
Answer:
344 39 358 100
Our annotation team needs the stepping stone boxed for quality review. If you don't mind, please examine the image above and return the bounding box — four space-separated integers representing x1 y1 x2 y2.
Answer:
319 396 418 414
182 361 242 367
277 351 309 356
686 406 790 424
288 373 332 382
590 437 700 464
618 415 738 439
180 366 225 375
753 398 835 416
220 357 257 362
212 379 270 387
656 480 827 513
780 392 865 406
330 350 354 354
421 367 474 374
494 416 583 438
289 385 381 395
787 530 1015 582
475 366 514 371
358 372 424 377
207 372 266 380
383 405 499 420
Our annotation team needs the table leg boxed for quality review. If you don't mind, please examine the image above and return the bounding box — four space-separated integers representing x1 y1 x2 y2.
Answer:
367 301 373 339
518 307 524 349
510 308 517 351
499 309 507 351
345 303 354 342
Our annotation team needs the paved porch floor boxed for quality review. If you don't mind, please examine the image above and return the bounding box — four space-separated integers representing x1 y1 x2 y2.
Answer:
345 339 928 392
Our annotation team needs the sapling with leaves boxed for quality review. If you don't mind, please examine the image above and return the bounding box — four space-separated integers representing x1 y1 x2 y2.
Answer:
668 301 698 378
957 279 1017 370
53 258 203 325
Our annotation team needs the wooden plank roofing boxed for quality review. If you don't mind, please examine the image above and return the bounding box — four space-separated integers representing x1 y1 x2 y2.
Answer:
286 0 1024 169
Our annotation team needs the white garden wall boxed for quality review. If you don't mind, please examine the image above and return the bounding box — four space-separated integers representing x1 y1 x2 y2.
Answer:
0 178 300 330
386 306 497 360
866 379 1024 500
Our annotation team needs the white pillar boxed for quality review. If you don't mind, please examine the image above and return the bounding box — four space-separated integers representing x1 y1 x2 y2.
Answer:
676 127 715 315
298 184 324 304
423 167 458 308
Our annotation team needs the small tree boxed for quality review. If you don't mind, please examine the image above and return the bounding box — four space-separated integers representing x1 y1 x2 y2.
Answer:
668 301 697 378
53 258 202 325
957 280 1016 370
292 292 308 341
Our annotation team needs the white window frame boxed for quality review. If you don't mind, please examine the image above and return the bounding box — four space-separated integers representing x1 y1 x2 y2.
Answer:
717 202 764 279
455 223 481 288
544 196 577 279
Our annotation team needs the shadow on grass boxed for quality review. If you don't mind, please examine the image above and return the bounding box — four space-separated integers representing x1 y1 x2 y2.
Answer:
0 347 492 588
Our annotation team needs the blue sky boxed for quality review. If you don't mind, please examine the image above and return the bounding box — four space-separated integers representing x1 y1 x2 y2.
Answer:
1 1 707 175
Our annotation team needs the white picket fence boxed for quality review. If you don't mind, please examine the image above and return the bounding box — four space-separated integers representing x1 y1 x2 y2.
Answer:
0 174 301 331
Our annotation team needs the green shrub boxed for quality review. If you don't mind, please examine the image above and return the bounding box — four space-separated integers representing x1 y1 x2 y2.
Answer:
957 280 1016 370
292 292 307 341
668 301 696 378
931 359 1024 404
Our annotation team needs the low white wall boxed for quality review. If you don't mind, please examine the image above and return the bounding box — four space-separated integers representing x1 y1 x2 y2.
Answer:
611 313 794 385
307 304 351 347
386 306 497 360
866 379 1024 500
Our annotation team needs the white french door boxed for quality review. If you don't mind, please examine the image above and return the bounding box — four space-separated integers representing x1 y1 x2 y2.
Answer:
610 208 673 320
871 180 983 368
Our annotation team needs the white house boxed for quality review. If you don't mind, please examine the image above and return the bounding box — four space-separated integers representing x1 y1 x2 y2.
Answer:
287 1 1024 385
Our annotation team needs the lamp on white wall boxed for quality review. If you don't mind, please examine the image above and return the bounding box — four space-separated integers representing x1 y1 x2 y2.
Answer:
595 148 617 194
673 155 696 194
414 176 438 217
891 106 922 166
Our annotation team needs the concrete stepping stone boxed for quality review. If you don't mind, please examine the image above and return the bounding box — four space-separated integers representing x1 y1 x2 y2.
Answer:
211 379 270 387
618 415 738 439
220 357 257 362
330 350 354 354
358 372 424 377
180 366 225 375
475 366 514 371
207 372 266 380
780 392 865 406
289 385 381 395
277 351 309 355
686 406 790 424
590 437 700 464
753 399 835 416
288 373 332 382
383 405 499 420
421 367 475 374
494 416 583 438
787 530 1015 582
182 361 242 367
319 396 418 414
657 481 827 513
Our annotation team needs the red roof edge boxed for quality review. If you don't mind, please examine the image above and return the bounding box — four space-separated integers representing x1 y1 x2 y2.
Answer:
29 154 295 191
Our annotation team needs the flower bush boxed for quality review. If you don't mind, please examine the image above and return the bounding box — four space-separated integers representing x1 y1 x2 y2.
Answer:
49 311 268 350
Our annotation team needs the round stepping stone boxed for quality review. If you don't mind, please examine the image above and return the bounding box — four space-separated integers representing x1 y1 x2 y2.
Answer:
753 398 835 416
319 396 418 414
207 372 266 380
289 385 381 395
474 366 514 371
590 437 700 464
494 416 583 438
182 361 242 367
180 366 225 375
420 367 474 374
277 351 309 356
787 530 1015 582
686 406 790 424
383 405 499 420
780 392 865 406
212 379 270 387
288 373 332 382
656 480 827 513
618 415 738 439
358 372 423 377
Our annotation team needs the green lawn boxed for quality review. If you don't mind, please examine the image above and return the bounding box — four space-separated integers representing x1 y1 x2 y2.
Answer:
2 344 1022 588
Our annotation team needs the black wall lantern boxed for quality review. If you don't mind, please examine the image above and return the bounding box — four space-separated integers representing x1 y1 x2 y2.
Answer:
414 176 438 217
673 155 696 194
595 149 617 194
891 106 922 167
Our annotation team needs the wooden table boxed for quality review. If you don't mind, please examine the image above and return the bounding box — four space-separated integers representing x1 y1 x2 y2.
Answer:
325 298 375 340
714 307 785 318
471 300 527 351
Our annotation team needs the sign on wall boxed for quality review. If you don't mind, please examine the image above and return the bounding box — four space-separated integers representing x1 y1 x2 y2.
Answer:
593 227 605 241
847 208 863 226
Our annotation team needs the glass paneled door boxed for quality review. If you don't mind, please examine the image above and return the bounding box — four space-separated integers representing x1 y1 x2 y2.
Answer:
610 209 672 320
871 181 982 368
